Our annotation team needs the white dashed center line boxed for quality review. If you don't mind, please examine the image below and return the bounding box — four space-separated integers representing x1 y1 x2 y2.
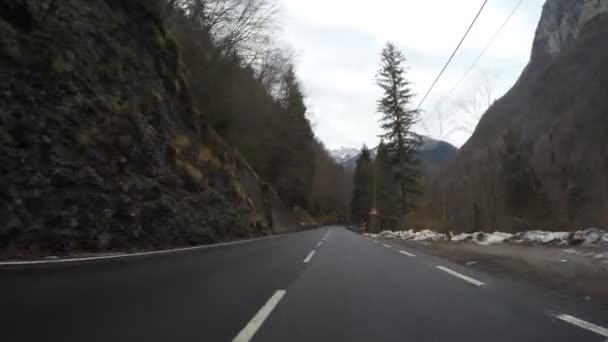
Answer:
399 250 415 257
232 290 286 342
553 314 608 338
373 240 379 244
436 266 484 286
382 244 392 248
322 232 331 241
316 241 323 248
303 250 316 264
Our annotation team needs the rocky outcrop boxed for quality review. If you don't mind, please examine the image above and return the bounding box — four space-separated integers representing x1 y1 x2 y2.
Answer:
532 0 608 59
0 0 301 257
418 0 608 232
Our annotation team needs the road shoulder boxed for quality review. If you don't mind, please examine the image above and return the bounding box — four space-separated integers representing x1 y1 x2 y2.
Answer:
391 240 608 306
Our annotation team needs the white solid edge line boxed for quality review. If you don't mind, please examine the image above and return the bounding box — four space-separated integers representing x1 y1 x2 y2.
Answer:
303 250 316 263
382 244 392 248
399 250 416 257
0 235 285 266
436 266 484 286
316 241 323 248
233 290 287 342
554 314 608 337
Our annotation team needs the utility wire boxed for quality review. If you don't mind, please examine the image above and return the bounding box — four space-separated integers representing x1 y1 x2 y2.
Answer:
435 0 526 110
416 0 489 111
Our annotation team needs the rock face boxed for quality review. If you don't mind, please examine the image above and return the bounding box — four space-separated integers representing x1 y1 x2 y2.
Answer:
532 0 608 59
419 0 608 232
0 0 287 257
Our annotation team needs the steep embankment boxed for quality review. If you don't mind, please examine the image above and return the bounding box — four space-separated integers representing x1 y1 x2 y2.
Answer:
0 0 297 257
420 0 608 232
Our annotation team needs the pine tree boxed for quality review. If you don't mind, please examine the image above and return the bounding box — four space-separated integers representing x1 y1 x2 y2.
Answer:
376 41 421 213
272 64 315 208
374 141 400 229
350 146 373 225
281 65 309 124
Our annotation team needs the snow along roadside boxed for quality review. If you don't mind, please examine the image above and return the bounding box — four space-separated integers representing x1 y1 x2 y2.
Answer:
364 228 608 249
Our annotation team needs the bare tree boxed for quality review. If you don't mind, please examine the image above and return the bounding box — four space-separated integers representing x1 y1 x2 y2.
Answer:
448 71 497 136
171 0 278 63
255 46 294 97
460 71 495 120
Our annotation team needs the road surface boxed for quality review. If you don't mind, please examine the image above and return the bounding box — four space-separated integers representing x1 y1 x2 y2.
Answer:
1 226 607 341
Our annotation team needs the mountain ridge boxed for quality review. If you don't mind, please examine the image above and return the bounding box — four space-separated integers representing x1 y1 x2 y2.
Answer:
417 0 608 232
330 137 458 176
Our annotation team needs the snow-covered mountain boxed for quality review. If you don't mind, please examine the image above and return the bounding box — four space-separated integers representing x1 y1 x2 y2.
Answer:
332 137 457 175
329 147 360 164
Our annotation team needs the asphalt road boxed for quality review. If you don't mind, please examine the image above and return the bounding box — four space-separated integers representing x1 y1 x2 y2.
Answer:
1 226 607 341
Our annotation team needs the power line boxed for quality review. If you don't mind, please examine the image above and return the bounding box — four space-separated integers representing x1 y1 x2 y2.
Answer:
416 0 489 111
435 0 526 110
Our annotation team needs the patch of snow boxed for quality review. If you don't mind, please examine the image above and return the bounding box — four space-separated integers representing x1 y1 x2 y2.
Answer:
571 228 606 245
329 147 360 164
413 229 447 242
364 229 447 242
509 230 571 245
451 233 472 242
450 231 512 245
366 228 608 248
482 232 513 245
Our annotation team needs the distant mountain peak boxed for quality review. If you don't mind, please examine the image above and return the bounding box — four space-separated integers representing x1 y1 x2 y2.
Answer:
420 137 441 150
331 137 457 176
329 147 360 164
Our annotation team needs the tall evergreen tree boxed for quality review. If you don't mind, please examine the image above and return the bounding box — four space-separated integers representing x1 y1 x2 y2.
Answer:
281 65 309 123
273 64 315 207
376 41 421 213
350 146 373 225
374 141 400 229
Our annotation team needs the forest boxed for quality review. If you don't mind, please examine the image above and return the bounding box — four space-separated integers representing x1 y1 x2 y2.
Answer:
163 0 352 221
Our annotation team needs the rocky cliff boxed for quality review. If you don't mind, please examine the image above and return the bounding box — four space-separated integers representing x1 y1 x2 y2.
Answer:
0 0 300 257
418 0 608 232
532 0 608 59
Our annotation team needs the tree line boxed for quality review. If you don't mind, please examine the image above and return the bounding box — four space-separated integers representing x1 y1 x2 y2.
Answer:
161 0 351 219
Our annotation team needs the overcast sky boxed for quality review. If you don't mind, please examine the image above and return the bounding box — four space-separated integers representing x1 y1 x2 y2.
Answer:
279 0 546 149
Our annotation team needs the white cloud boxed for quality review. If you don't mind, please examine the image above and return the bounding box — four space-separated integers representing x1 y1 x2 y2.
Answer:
281 0 546 149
